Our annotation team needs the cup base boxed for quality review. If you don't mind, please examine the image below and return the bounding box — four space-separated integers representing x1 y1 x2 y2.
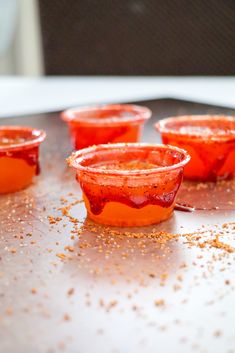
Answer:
85 198 174 227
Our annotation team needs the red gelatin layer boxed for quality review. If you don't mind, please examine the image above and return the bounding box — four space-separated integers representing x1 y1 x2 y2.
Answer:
68 143 190 227
0 126 46 193
155 115 235 181
61 104 151 149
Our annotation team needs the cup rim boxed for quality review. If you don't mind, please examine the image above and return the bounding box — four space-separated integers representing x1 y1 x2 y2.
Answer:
67 143 190 177
155 115 235 141
0 126 46 152
61 104 152 126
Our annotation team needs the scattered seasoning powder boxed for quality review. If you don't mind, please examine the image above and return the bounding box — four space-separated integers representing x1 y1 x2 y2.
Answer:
177 275 183 282
108 300 118 309
58 199 83 224
47 216 62 225
45 193 235 327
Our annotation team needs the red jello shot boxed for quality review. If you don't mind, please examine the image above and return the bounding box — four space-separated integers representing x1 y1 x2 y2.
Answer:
155 115 235 181
61 104 151 149
0 126 46 193
67 143 190 227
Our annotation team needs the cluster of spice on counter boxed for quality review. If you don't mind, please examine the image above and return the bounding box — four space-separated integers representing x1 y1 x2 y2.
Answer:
42 195 235 335
51 196 235 256
1 189 235 353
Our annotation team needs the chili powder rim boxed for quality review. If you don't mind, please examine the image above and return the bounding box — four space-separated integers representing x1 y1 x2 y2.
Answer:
155 115 235 141
67 143 190 177
61 104 152 126
0 126 46 152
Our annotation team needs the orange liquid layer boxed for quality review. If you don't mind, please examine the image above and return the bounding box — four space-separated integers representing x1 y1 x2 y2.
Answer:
0 157 36 193
79 165 182 226
84 195 174 226
162 136 235 181
69 123 141 149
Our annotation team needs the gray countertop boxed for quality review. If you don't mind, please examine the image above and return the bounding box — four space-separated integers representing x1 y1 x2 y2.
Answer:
0 98 235 353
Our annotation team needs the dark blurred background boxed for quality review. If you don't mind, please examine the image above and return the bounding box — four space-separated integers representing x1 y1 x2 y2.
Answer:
1 0 235 75
39 0 235 75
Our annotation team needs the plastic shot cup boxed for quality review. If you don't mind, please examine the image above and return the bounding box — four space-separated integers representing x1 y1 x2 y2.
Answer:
67 143 190 227
155 115 235 181
61 104 151 150
0 126 46 193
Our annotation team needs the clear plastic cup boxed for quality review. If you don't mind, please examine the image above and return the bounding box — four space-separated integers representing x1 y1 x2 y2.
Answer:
155 115 235 181
0 126 46 193
61 104 151 149
67 143 190 226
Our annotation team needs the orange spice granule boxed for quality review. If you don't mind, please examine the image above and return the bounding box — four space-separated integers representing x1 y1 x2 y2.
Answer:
47 216 62 224
99 299 104 307
173 284 182 291
155 299 165 307
198 242 206 248
56 253 66 260
179 262 187 269
64 245 74 252
60 197 68 204
67 288 75 296
5 307 13 315
63 313 71 321
160 273 168 280
99 299 118 311
31 288 37 294
79 242 90 249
